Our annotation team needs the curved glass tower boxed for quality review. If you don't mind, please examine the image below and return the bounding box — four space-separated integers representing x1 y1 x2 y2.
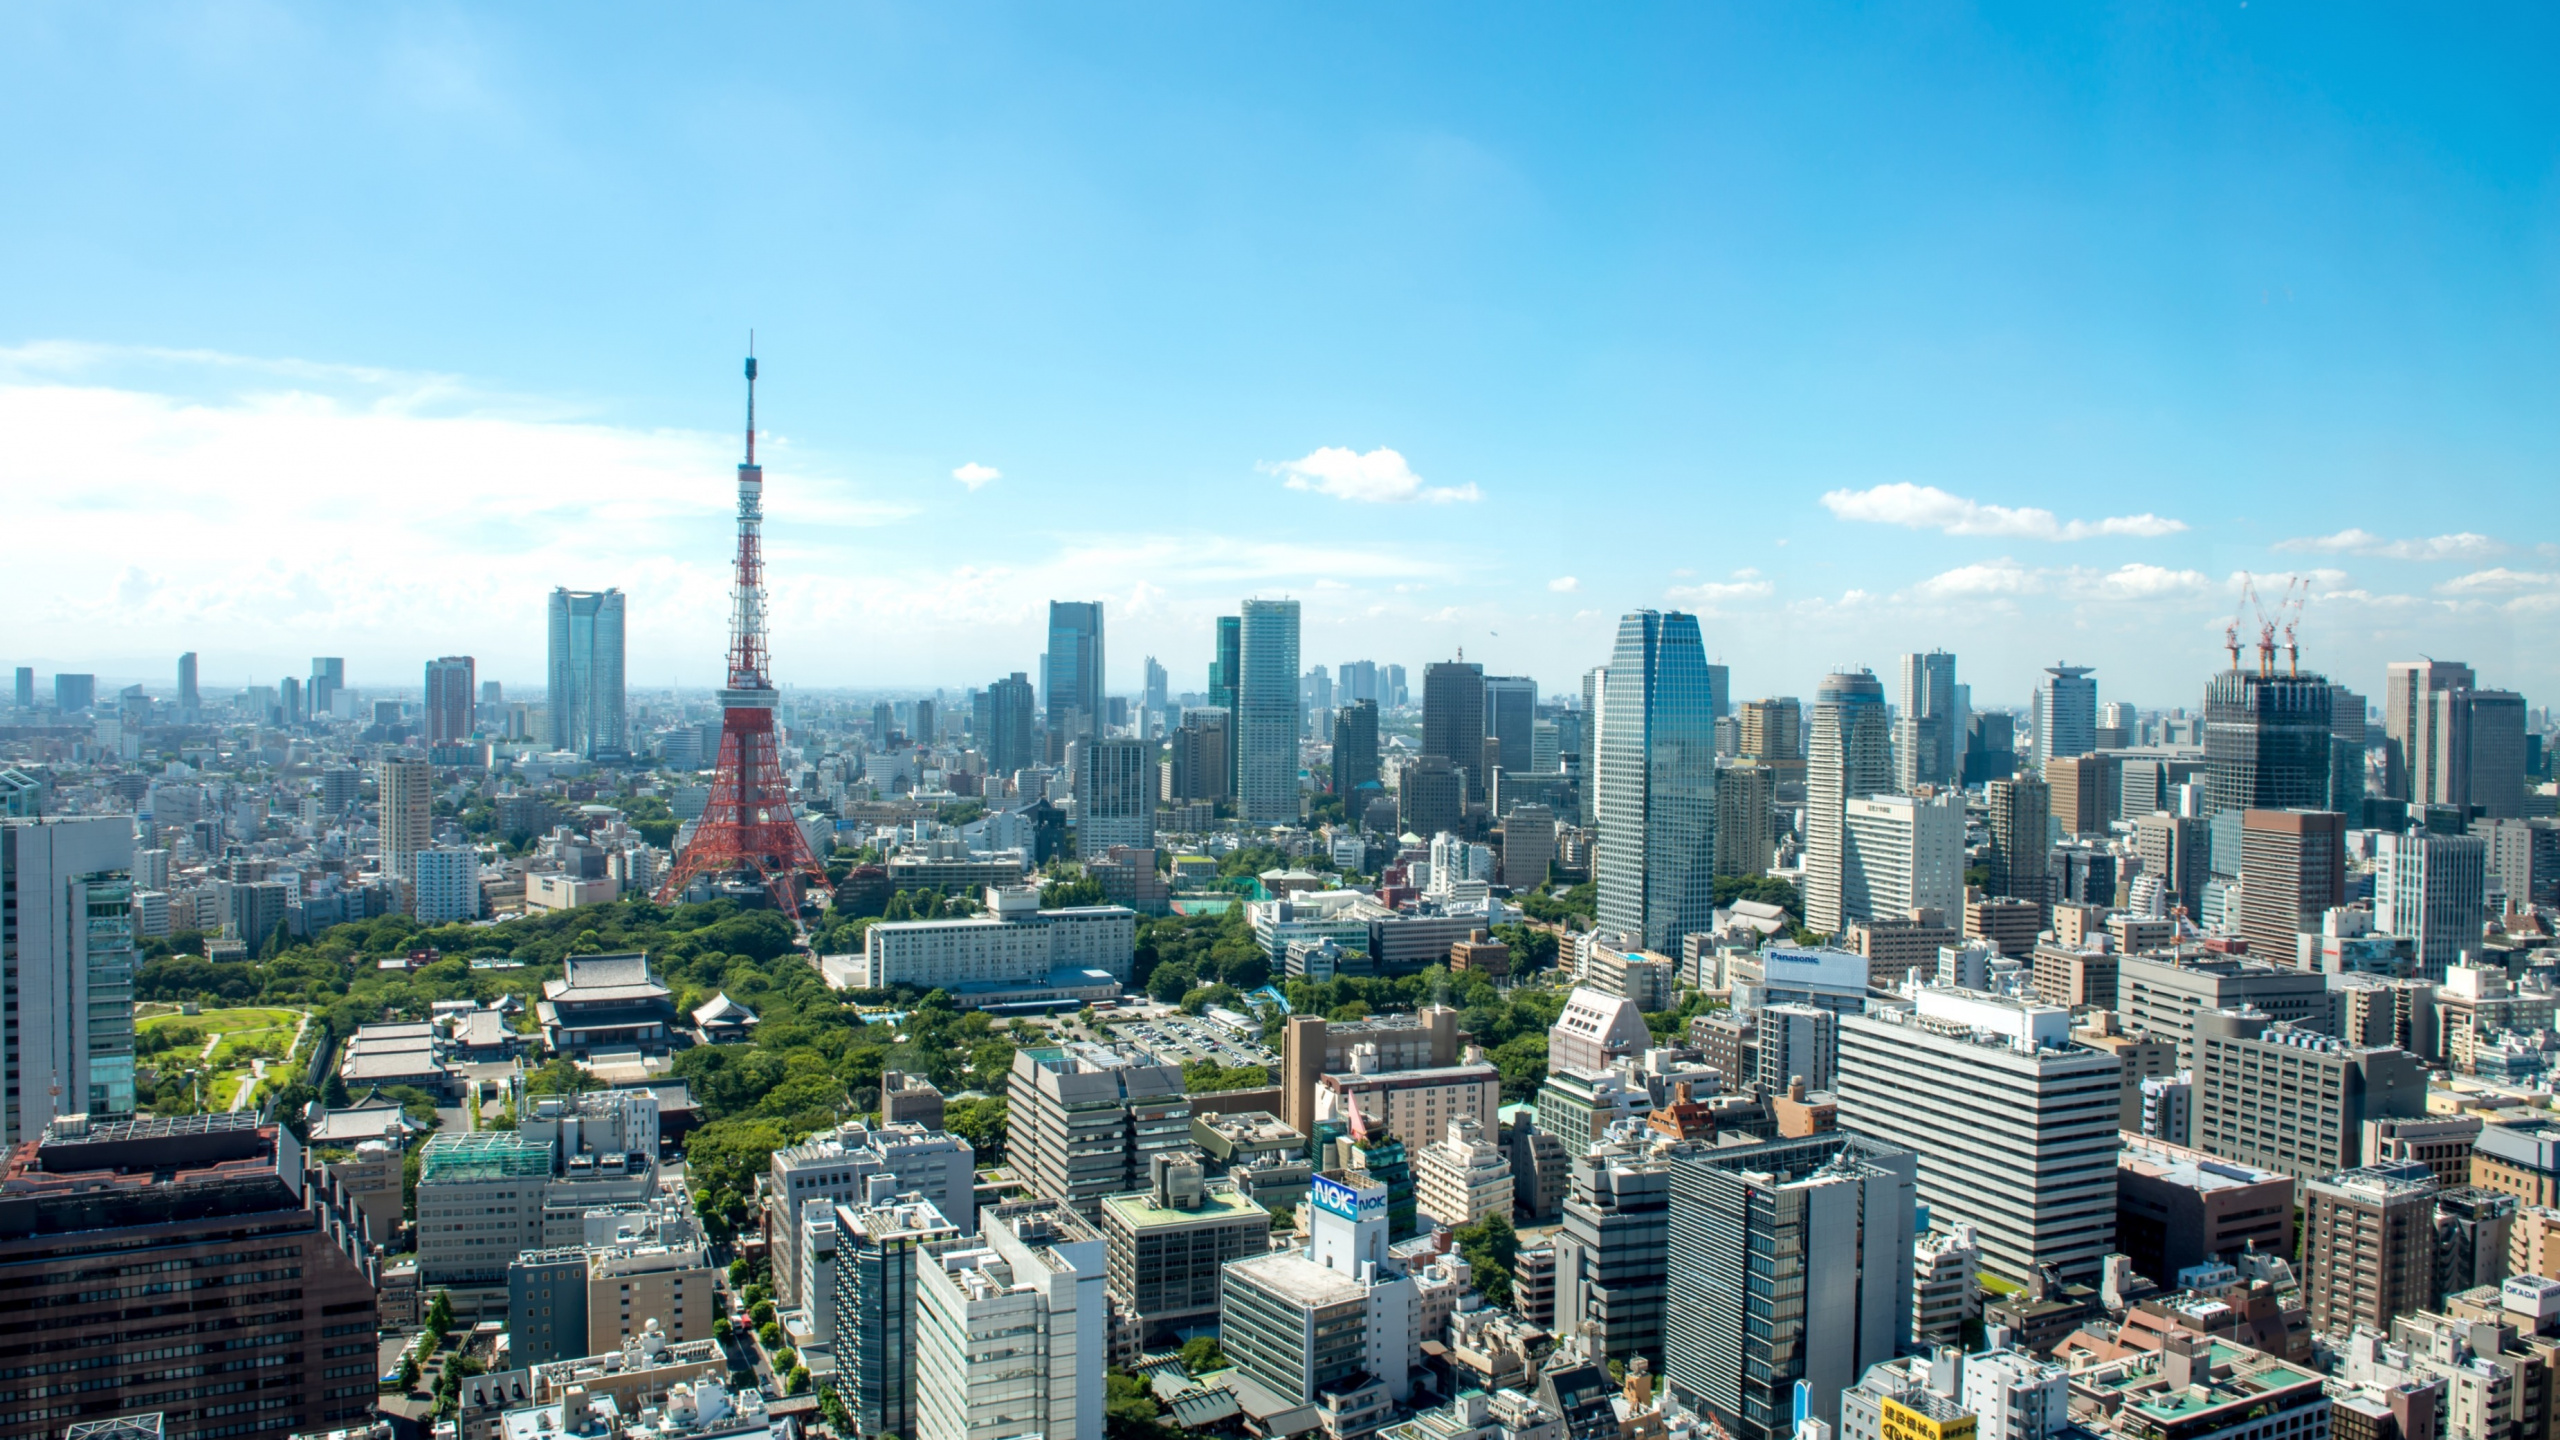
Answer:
1594 609 1718 952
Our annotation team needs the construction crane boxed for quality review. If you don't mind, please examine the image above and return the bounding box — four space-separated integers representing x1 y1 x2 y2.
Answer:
2278 574 2310 677
2224 573 2258 673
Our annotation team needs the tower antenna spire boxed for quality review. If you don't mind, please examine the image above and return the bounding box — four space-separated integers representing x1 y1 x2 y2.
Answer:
744 332 757 465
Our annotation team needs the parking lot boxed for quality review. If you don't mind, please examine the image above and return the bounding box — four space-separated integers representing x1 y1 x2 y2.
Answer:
1112 1010 1278 1071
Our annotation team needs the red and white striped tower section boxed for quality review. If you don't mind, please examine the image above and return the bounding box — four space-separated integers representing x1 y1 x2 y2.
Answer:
659 351 828 915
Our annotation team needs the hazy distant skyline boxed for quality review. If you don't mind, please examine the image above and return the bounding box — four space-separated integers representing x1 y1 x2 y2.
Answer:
3 6 2554 709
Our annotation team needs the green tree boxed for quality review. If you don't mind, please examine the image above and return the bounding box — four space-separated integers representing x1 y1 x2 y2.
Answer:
786 1365 811 1396
1106 1369 1180 1439
944 1095 1009 1162
425 1288 455 1339
818 1388 852 1435
523 1057 601 1095
757 1321 784 1350
1178 1335 1226 1374
1451 1210 1520 1307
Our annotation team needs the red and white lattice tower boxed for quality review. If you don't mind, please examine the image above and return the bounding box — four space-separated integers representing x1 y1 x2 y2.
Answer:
659 351 827 915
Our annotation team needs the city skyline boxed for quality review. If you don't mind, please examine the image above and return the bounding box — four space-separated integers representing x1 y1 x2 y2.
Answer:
3 7 2554 701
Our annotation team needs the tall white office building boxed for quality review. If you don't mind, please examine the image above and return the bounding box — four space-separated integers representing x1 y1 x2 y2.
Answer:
2374 830 2488 979
1 817 139 1134
1594 610 1718 952
1236 599 1302 826
413 847 482 924
1841 793 1966 924
913 1201 1107 1440
546 586 628 758
2032 665 2098 771
1804 669 1892 935
1837 986 2122 1282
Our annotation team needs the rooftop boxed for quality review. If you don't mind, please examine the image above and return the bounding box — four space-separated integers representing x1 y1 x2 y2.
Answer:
1100 1183 1272 1232
421 1131 553 1182
1226 1247 1372 1308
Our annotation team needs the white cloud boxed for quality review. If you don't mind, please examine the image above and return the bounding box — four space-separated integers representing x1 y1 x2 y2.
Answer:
1547 576 1580 593
1667 569 1774 605
2437 568 2559 595
951 461 1001 491
2089 563 2212 600
1266 445 1481 504
2277 529 2503 560
1913 559 2043 598
1820 482 2185 541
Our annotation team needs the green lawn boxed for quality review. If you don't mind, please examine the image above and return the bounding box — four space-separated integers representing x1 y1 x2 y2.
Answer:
138 1007 309 1111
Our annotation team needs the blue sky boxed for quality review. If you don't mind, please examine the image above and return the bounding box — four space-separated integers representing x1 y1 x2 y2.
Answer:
3 3 2554 710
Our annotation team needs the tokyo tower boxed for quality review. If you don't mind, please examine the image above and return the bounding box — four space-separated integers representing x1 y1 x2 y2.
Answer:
659 351 828 916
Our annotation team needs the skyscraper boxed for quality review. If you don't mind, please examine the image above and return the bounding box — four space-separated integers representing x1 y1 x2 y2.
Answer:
2203 667 2337 817
424 656 476 745
2385 659 2476 803
1485 675 1538 777
1842 792 1965 923
1 817 138 1131
1332 699 1380 797
1984 776 2051 908
309 655 345 720
1895 650 1960 791
1076 737 1157 854
1423 660 1488 802
1804 669 1891 935
1211 615 1241 788
545 588 627 758
1169 711 1232 804
1236 599 1301 826
1664 1132 1918 1440
176 651 199 723
1338 659 1379 706
53 674 95 714
1142 655 1169 718
2409 686 2529 819
985 672 1038 776
1580 667 1604 826
2236 809 2346 963
1045 601 1107 752
1594 610 1717 952
2374 831 2487 979
379 757 433 904
2032 664 2097 770
2328 684 2369 810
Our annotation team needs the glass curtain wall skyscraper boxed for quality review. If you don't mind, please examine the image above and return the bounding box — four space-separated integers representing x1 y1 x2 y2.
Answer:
1423 660 1487 801
1 817 138 1135
1485 675 1539 778
1594 610 1717 952
1044 601 1107 750
545 587 627 758
1236 599 1301 825
1211 615 1242 790
2032 664 2098 770
1895 650 1959 791
1804 669 1891 935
